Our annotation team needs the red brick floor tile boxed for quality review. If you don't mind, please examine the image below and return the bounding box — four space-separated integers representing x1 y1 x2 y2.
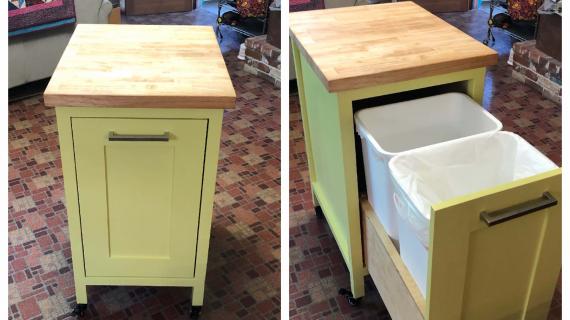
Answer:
17 297 41 319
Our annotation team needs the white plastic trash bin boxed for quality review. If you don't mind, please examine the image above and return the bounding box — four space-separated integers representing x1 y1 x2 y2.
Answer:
389 131 559 298
354 92 502 243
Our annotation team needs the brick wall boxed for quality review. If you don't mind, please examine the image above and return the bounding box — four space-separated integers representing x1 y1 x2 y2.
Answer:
511 40 561 104
244 35 281 88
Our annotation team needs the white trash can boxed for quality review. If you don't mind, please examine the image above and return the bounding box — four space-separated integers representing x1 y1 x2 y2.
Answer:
354 92 502 243
389 131 559 297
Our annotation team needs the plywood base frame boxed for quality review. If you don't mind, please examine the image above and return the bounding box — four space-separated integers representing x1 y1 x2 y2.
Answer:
362 198 425 320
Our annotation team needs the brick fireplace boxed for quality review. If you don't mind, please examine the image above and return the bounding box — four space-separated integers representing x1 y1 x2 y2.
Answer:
244 35 281 88
510 40 561 105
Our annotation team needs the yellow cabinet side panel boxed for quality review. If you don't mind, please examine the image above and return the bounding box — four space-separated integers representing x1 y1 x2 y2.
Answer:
56 110 88 304
298 52 366 298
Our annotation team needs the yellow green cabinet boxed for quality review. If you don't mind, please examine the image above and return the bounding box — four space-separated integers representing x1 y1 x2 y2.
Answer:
44 24 235 318
291 2 498 302
291 3 561 319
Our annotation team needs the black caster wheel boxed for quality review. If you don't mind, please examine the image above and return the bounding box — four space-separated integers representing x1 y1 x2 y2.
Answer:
190 306 202 319
71 304 87 318
483 39 489 45
338 288 361 306
315 206 324 219
347 296 361 306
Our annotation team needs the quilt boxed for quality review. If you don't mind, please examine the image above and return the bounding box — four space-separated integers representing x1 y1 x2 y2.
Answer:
9 0 76 36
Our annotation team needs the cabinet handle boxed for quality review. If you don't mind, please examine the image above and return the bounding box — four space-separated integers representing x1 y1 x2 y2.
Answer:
480 192 557 227
108 132 169 142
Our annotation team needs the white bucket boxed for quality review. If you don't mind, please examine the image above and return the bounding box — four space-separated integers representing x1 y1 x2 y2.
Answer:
355 92 502 243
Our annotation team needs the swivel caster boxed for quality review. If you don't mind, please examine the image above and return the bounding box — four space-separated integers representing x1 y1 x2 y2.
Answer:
190 306 202 319
315 206 324 219
347 296 360 306
338 288 361 306
71 304 87 318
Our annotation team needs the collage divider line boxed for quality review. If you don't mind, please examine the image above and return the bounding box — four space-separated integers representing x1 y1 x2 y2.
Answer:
280 3 290 318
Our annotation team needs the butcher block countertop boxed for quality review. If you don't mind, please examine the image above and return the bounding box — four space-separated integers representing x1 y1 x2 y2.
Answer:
289 2 498 92
44 24 236 109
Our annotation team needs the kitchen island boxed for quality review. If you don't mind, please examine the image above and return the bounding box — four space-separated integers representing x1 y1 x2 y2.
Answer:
44 24 236 319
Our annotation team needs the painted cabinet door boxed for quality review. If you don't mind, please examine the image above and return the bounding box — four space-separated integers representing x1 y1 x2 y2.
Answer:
427 169 562 320
72 117 208 279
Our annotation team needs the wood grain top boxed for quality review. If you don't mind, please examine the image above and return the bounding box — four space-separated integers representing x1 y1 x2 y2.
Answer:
290 2 498 92
44 24 236 109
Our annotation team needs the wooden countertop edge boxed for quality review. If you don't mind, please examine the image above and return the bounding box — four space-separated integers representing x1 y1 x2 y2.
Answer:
327 52 499 92
43 93 237 109
290 30 499 93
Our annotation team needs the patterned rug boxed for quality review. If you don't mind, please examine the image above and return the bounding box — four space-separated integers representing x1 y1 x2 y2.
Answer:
9 0 76 36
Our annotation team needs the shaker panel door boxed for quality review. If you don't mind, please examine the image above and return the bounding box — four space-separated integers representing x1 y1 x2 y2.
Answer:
428 169 561 320
72 117 208 278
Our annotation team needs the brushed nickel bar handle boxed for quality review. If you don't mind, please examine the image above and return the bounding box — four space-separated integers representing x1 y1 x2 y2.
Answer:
108 132 169 142
481 192 557 227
